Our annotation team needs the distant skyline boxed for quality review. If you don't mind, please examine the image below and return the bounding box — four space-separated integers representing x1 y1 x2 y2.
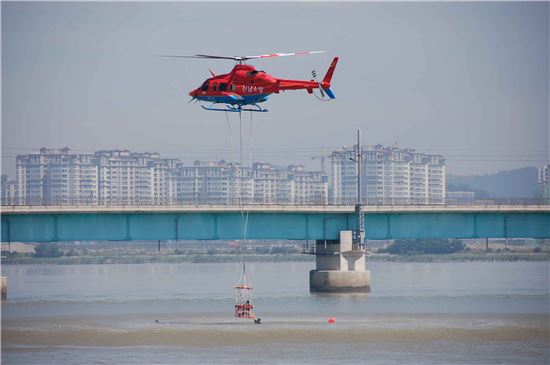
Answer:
2 2 549 177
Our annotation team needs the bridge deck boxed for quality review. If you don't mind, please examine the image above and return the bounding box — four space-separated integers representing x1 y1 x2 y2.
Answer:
1 205 549 242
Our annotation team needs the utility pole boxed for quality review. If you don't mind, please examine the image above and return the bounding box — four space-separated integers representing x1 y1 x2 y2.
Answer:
332 130 366 250
356 129 365 250
357 130 362 205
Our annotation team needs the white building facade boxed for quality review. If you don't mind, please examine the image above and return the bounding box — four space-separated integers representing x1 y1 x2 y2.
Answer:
9 145 448 206
253 163 328 204
11 148 328 205
16 148 99 205
177 160 253 204
330 145 446 204
1 175 17 205
329 148 357 204
95 150 179 205
539 164 550 199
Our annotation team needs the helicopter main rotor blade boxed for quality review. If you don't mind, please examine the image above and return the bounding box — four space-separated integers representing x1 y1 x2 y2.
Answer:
195 54 242 60
157 51 325 61
244 51 325 60
157 54 238 60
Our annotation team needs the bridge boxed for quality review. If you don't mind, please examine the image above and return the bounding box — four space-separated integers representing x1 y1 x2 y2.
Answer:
2 203 548 293
2 204 549 243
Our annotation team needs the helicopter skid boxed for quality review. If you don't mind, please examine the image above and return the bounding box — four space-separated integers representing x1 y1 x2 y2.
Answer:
201 103 268 113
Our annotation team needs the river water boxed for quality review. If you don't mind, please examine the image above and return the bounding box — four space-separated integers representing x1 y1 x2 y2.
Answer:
1 261 549 364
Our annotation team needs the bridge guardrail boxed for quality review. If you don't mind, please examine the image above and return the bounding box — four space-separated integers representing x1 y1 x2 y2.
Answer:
1 196 549 207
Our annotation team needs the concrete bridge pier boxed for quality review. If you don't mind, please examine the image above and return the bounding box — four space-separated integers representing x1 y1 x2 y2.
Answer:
309 231 371 293
1 276 7 301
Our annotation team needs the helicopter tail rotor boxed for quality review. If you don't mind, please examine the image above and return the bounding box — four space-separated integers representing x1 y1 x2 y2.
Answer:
311 80 334 101
311 70 331 101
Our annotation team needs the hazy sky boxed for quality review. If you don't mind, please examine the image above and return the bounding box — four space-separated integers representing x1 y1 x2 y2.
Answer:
2 1 549 176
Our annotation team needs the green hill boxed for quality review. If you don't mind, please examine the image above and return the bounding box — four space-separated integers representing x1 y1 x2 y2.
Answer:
447 167 540 198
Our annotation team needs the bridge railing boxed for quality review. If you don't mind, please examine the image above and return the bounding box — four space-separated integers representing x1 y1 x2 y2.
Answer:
1 196 549 206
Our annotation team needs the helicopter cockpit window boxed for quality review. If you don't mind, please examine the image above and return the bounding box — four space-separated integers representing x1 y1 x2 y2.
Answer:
200 81 209 91
219 83 227 91
230 84 236 91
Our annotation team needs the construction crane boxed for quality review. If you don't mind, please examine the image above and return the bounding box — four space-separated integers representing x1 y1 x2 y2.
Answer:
310 147 330 173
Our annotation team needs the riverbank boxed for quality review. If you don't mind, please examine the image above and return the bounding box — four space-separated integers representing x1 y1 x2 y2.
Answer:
2 251 549 265
370 252 550 262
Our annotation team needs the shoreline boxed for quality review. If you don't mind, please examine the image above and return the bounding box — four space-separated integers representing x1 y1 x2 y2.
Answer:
4 323 548 348
2 252 549 265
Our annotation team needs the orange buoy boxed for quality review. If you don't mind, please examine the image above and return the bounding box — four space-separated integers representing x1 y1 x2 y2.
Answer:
327 317 336 324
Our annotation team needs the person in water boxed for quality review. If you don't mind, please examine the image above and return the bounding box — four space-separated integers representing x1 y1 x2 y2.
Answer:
254 318 261 324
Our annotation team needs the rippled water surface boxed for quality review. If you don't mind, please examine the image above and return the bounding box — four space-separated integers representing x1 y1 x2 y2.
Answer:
2 261 549 364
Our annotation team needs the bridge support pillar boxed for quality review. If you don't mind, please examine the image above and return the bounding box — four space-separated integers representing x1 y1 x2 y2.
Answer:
309 231 370 293
1 276 6 301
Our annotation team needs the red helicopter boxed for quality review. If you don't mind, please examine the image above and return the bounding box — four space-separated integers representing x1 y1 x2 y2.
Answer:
159 51 338 112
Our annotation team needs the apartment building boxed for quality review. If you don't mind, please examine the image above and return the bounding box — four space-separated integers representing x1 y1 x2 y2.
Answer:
539 164 550 198
330 144 446 204
1 175 17 205
11 145 446 206
177 160 253 203
16 148 98 205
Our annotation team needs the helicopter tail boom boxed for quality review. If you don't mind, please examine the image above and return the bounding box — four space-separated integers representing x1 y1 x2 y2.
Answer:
275 57 338 97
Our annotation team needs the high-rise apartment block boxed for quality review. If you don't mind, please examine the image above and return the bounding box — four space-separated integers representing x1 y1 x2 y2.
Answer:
176 160 253 204
539 164 549 184
94 150 179 204
539 164 550 198
6 145 444 205
1 175 17 205
252 163 327 204
330 145 446 204
16 148 98 205
9 148 328 205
